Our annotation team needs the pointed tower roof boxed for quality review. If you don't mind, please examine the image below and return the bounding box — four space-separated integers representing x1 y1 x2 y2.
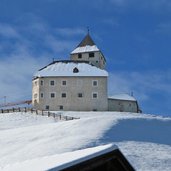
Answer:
71 33 100 54
77 33 95 47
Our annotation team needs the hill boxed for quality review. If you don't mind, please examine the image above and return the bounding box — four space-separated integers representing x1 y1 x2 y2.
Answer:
0 111 171 171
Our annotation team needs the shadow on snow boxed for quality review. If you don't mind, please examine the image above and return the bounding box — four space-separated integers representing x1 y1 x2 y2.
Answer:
99 118 171 146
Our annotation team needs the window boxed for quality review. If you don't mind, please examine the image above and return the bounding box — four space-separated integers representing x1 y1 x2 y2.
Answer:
59 105 63 110
73 67 79 73
78 53 82 59
92 80 98 87
61 93 66 98
50 80 55 86
62 80 67 86
89 52 94 57
78 93 83 98
92 92 98 99
40 93 44 98
40 80 44 86
34 81 37 86
46 105 49 110
96 61 98 63
50 93 55 98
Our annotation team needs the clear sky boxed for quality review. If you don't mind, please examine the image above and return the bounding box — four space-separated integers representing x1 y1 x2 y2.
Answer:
0 0 171 115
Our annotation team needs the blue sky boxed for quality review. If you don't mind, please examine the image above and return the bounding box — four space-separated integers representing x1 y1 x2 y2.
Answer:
0 0 171 115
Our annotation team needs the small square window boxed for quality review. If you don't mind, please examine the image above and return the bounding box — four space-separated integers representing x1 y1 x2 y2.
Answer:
92 92 98 99
59 105 63 110
78 93 83 98
92 80 98 86
46 105 49 110
50 80 55 86
40 93 44 98
61 93 66 98
50 93 55 98
89 52 94 57
40 80 44 86
62 80 67 86
78 53 82 59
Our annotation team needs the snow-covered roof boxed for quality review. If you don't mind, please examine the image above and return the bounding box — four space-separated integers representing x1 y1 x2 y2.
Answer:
71 45 100 54
109 94 137 101
3 144 117 171
34 61 108 77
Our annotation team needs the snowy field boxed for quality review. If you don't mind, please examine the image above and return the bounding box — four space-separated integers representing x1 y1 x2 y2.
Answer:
0 111 171 171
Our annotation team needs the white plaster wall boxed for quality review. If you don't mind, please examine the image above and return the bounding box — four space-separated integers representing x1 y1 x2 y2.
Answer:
70 51 106 69
108 99 138 113
32 76 108 111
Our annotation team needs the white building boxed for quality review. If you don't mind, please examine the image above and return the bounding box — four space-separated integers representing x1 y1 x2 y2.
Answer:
32 33 140 112
32 61 108 111
108 94 140 113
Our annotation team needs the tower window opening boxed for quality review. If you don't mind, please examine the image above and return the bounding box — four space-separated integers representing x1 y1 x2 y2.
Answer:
89 52 94 57
78 53 82 59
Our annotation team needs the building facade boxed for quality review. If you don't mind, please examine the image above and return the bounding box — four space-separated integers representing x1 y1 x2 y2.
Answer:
32 61 108 111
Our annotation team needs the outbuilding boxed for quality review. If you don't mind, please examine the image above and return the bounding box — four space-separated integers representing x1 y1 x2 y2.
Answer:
108 94 140 113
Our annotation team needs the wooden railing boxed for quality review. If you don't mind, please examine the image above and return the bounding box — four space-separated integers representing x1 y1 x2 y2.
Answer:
0 107 79 121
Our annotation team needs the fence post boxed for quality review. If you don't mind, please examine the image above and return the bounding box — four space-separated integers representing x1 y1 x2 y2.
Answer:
53 113 55 118
42 110 44 116
48 111 50 117
18 107 20 112
24 107 27 112
1 109 3 113
12 108 14 112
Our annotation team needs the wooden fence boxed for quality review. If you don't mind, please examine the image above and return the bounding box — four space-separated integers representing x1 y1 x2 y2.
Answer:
0 107 79 121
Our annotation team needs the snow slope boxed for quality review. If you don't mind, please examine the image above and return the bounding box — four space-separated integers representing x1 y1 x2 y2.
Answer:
0 112 171 171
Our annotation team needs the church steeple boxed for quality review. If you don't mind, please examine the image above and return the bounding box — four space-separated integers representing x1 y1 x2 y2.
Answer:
70 33 106 69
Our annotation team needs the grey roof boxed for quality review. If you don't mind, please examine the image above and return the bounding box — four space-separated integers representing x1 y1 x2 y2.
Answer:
77 33 95 47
